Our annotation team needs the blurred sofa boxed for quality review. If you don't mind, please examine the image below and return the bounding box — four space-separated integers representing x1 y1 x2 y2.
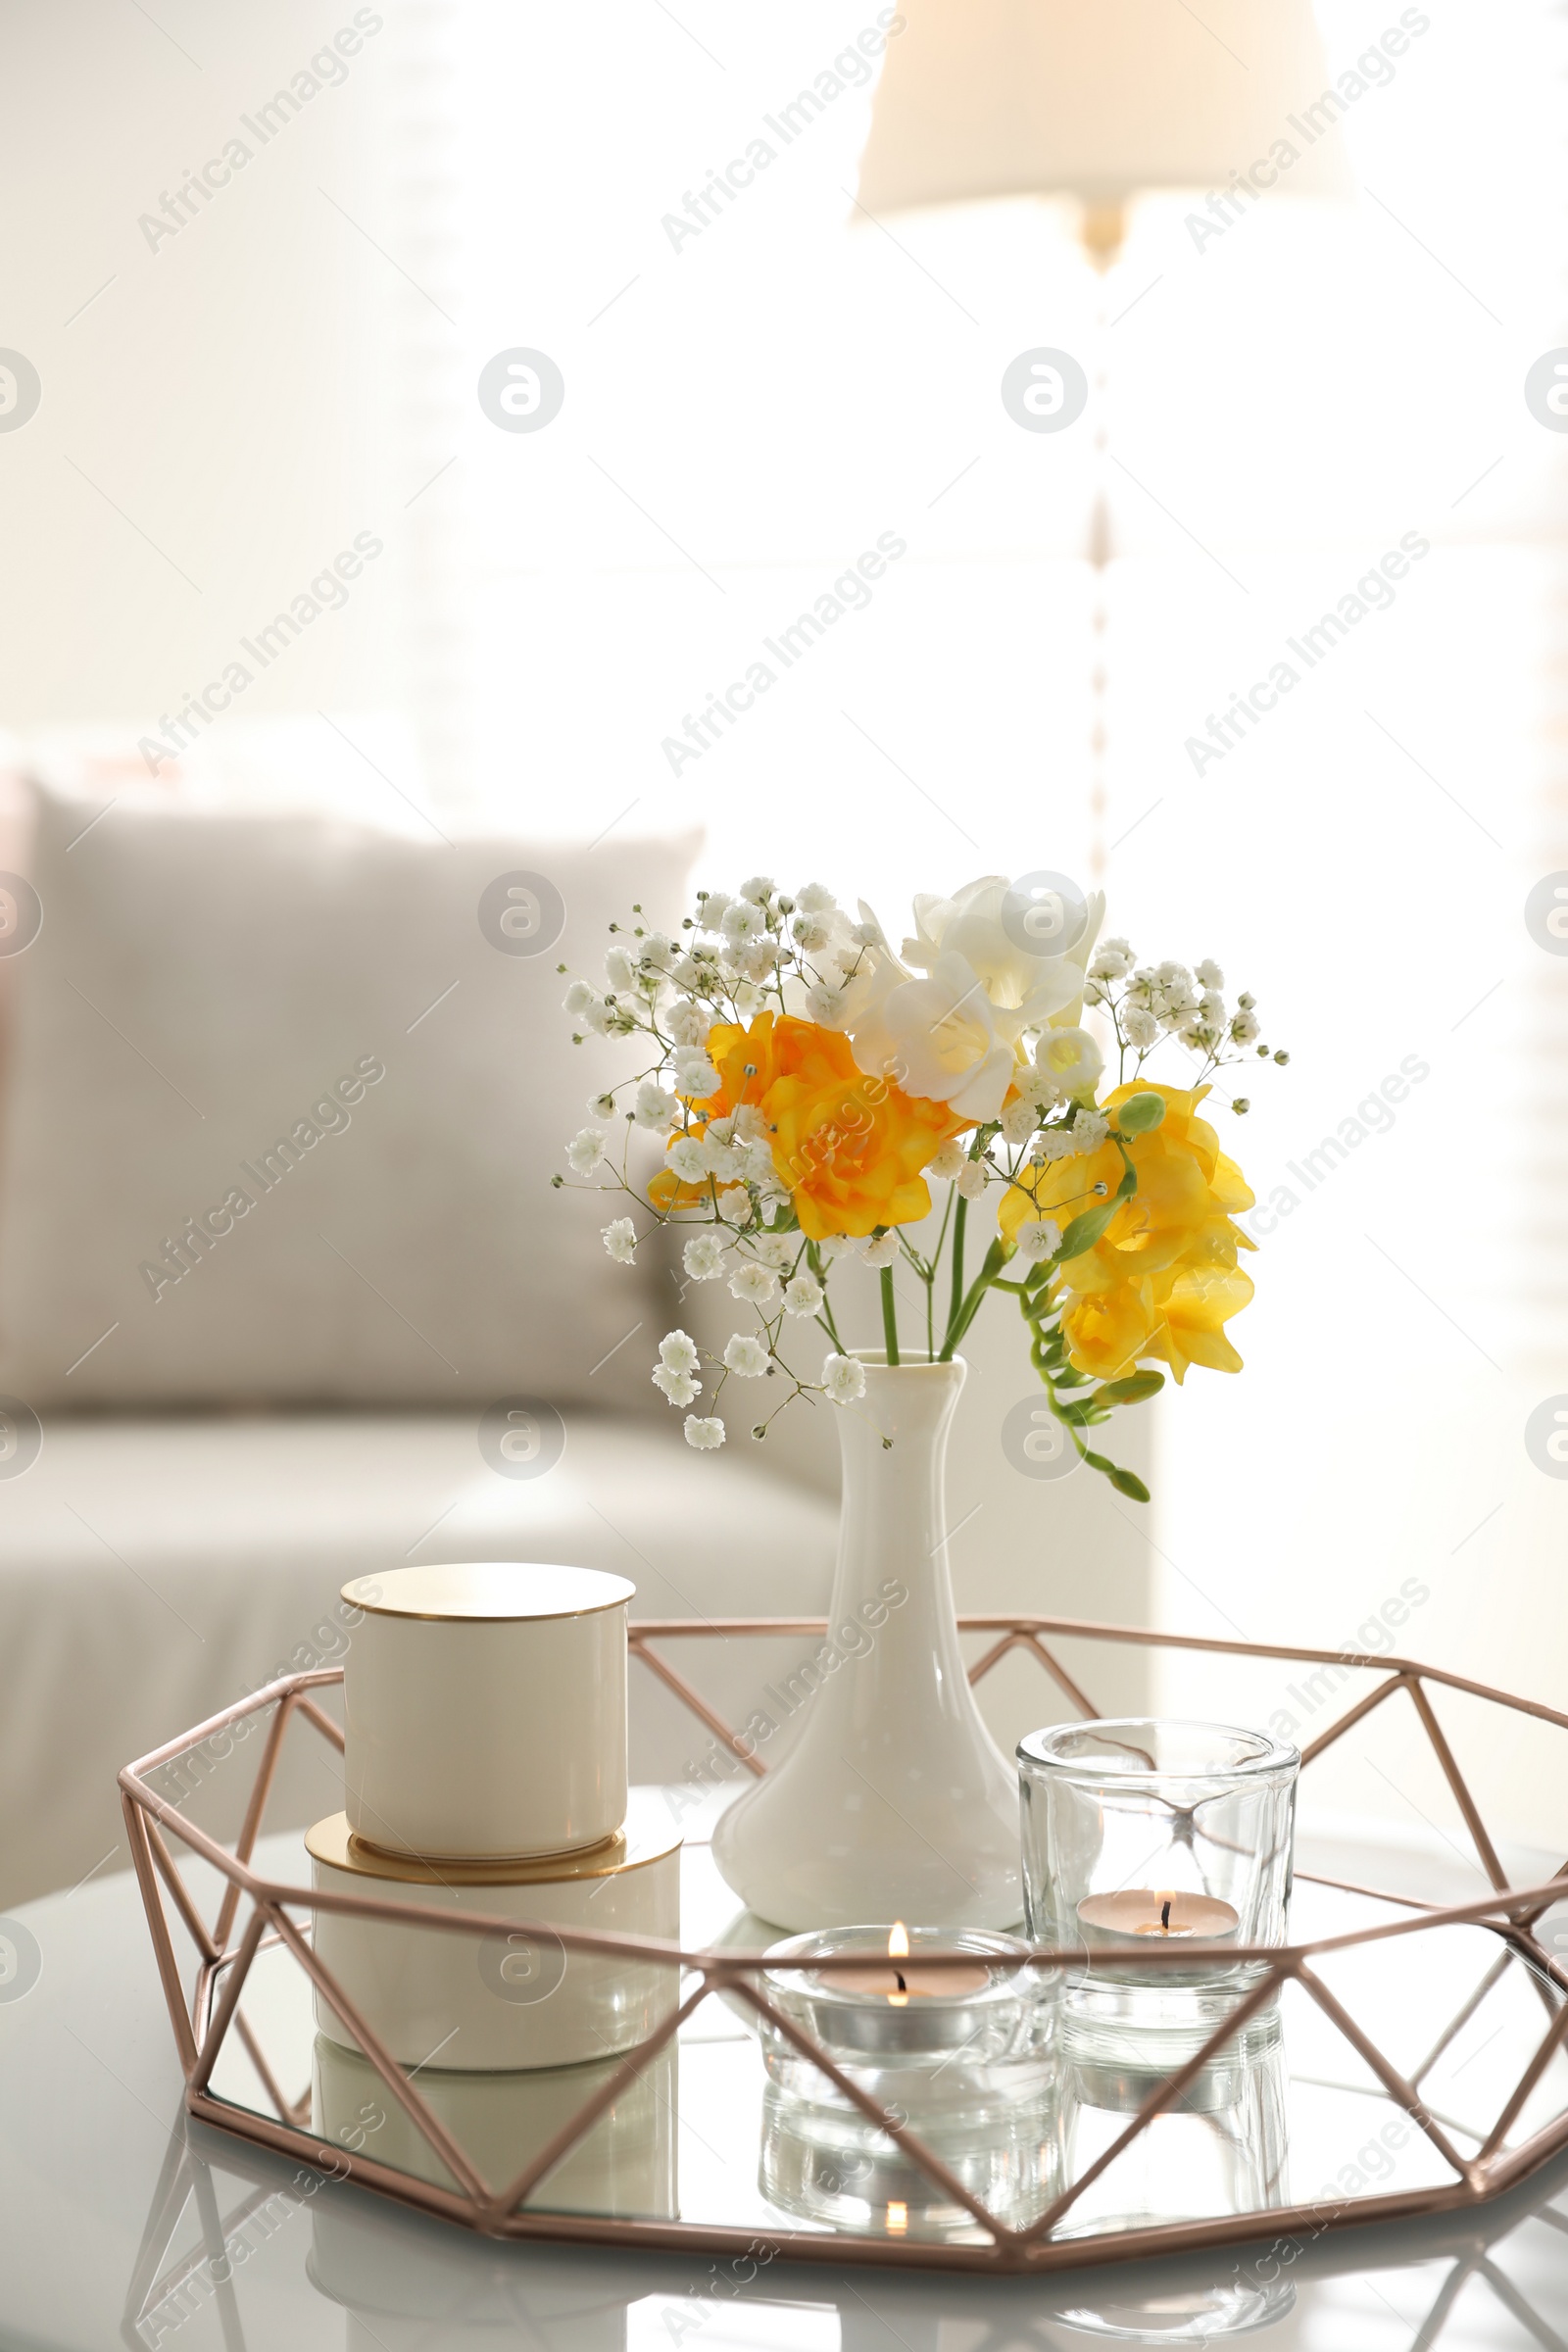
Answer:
0 740 839 1905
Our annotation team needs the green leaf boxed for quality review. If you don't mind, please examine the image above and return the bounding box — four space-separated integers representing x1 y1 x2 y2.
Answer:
1095 1370 1165 1406
1114 1092 1166 1137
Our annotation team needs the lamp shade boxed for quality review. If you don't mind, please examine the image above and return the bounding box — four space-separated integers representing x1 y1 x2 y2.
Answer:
858 0 1351 214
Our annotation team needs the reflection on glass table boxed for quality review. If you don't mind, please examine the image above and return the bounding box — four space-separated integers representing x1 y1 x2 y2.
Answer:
194 1825 1568 2280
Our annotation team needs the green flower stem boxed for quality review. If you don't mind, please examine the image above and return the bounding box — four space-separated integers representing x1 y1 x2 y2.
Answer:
880 1265 900 1366
947 1194 967 1348
940 1237 1006 1359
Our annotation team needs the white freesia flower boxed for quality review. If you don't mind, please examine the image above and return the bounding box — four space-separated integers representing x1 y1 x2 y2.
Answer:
716 1185 752 1226
862 1229 902 1267
634 1079 677 1130
602 1218 637 1263
653 1363 701 1406
926 1137 968 1182
955 1160 989 1200
1012 1217 1062 1263
822 1352 866 1405
684 1415 726 1448
848 947 1015 1121
659 1330 700 1372
782 1272 823 1317
666 1135 707 1183
897 875 1106 1041
1035 1026 1103 1102
682 1233 729 1280
723 1334 770 1377
728 1262 779 1305
566 1128 608 1174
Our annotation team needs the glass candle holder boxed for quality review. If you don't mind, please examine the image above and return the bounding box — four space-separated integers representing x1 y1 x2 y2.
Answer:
756 1924 1055 2123
1017 1720 1298 2036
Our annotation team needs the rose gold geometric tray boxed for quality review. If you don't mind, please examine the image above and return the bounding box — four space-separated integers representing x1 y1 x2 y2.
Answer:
120 1615 1568 2275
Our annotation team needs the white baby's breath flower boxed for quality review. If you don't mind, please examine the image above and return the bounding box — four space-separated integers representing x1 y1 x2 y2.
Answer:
602 1218 637 1263
751 1234 797 1272
588 1091 616 1118
782 1271 823 1317
723 1334 770 1377
1123 1006 1160 1051
702 1133 745 1180
658 1330 699 1373
605 946 636 991
862 1229 902 1267
684 1414 726 1449
956 1161 989 1200
666 1135 708 1184
697 891 732 932
728 1262 779 1305
682 1233 729 1281
1230 1009 1261 1044
806 982 849 1027
673 1048 721 1099
566 1128 608 1175
1089 937 1135 982
716 1185 752 1227
1195 959 1224 990
665 997 711 1046
740 1139 777 1185
730 981 765 1017
1073 1111 1109 1152
563 979 596 1017
721 900 768 949
581 999 612 1036
926 1137 968 1182
642 933 677 972
791 914 830 953
797 881 836 913
653 1363 700 1406
816 1234 865 1259
733 1103 767 1142
1012 1218 1062 1264
633 1079 677 1131
822 1352 866 1405
739 874 776 906
999 1098 1039 1146
1031 1126 1079 1163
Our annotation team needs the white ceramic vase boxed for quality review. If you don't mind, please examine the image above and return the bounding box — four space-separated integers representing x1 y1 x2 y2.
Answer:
712 1352 1023 1931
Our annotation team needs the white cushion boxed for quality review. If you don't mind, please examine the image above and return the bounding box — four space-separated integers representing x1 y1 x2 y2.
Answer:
0 782 698 1410
0 1412 836 1906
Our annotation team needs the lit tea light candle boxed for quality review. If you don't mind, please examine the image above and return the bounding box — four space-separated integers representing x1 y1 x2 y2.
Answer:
760 1922 1053 2075
1076 1888 1241 1944
813 1922 993 2004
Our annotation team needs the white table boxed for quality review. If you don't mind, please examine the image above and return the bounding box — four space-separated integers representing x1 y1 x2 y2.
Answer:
4 1818 1568 2351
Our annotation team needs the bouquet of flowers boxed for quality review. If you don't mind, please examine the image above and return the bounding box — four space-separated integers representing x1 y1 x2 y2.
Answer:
557 874 1284 1499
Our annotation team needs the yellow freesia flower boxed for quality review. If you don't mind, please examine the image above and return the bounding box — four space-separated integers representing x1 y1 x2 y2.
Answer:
999 1081 1256 1383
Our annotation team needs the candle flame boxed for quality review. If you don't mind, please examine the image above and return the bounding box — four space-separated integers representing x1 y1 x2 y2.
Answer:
888 1922 909 1959
886 2201 908 2235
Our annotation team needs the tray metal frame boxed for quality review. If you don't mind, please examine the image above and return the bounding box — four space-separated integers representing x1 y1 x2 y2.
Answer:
120 1613 1568 2274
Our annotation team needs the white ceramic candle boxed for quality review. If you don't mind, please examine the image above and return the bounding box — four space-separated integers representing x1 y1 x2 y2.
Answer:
341 1561 634 1861
308 1789 679 2071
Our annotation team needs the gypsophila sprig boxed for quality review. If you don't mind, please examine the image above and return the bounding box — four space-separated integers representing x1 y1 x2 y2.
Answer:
553 872 1285 1487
